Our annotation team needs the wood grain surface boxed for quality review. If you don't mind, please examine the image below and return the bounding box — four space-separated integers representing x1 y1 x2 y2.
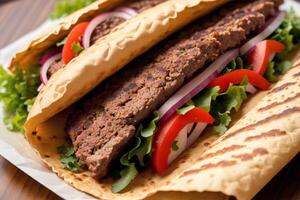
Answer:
0 0 299 200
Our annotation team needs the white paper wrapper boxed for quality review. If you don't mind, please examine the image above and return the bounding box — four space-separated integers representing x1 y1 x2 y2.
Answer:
0 20 96 200
0 1 299 199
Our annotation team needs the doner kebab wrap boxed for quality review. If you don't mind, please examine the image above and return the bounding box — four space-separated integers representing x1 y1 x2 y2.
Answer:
5 0 223 132
1 0 300 199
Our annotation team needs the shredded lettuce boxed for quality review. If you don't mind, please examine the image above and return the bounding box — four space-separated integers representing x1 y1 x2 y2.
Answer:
270 9 300 58
177 87 220 115
265 62 278 82
58 145 81 172
182 80 247 135
222 56 252 74
210 80 248 134
176 100 196 115
0 66 39 133
112 113 159 193
172 140 179 151
214 112 231 134
56 37 67 47
50 0 97 19
264 10 300 82
72 42 84 55
265 61 292 82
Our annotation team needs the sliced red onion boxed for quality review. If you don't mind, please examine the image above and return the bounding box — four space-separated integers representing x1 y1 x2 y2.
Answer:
187 123 207 147
40 53 62 85
83 11 133 48
115 7 138 17
37 83 44 92
246 83 257 94
39 48 61 65
158 48 239 124
168 125 188 164
240 11 287 55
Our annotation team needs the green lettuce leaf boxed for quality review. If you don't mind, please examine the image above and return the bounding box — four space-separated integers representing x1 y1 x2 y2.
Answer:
172 140 179 151
112 113 159 193
214 112 231 134
193 86 220 112
0 66 39 133
275 60 293 74
72 42 84 55
265 62 278 82
141 113 159 137
265 61 292 82
177 87 220 115
211 81 247 134
271 9 300 58
176 100 195 115
56 37 67 47
111 163 138 193
222 56 252 74
50 0 97 20
264 10 299 82
58 145 81 172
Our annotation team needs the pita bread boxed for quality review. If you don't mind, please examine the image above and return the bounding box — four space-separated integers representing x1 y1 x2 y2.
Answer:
27 51 300 200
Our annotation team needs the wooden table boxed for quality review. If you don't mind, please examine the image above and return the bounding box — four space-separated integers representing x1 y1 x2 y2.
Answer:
0 0 299 199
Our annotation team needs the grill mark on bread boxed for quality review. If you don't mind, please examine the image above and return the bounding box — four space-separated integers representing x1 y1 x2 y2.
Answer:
180 160 237 177
268 81 297 94
197 145 245 161
232 148 268 161
245 129 287 142
258 92 300 112
224 107 300 140
181 148 268 177
293 71 300 78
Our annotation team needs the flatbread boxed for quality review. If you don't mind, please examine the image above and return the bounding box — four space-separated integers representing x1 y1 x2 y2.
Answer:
9 0 123 71
24 0 231 137
27 51 300 200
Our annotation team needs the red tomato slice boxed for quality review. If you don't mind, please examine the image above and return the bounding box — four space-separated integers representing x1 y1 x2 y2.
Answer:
62 22 89 64
152 108 214 174
248 40 285 75
208 69 270 93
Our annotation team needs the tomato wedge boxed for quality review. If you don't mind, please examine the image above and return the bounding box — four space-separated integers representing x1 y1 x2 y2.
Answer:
152 108 214 174
62 22 89 64
248 40 285 75
208 69 270 93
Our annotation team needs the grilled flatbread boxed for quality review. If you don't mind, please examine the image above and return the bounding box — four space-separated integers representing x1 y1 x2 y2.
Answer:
27 50 300 199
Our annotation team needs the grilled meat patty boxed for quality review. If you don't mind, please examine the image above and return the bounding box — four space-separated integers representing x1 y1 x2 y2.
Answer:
66 0 282 177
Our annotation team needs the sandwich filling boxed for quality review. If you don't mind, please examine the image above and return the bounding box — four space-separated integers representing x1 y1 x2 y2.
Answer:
0 0 167 133
47 0 166 76
65 0 284 184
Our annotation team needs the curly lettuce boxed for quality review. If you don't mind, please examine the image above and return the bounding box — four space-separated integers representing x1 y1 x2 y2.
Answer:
58 145 81 172
265 10 300 82
270 9 300 58
0 66 40 133
112 113 159 193
210 80 248 134
50 0 97 19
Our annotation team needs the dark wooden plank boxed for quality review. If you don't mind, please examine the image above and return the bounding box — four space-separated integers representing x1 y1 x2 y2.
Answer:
0 0 299 199
254 153 300 200
0 159 61 200
0 0 56 48
0 0 62 199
